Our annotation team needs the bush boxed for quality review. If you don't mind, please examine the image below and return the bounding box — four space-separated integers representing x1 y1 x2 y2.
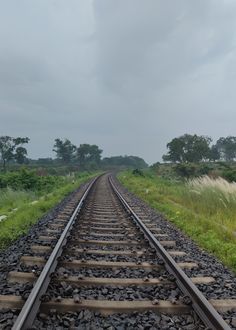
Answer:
173 163 214 179
174 164 196 178
197 165 213 176
222 170 236 183
132 169 144 177
0 169 62 192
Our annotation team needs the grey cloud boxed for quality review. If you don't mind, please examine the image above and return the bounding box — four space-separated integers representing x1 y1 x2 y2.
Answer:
0 0 236 163
0 54 48 86
94 0 236 95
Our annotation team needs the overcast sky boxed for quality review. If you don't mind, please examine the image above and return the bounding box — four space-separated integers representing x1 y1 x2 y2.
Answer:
0 0 236 164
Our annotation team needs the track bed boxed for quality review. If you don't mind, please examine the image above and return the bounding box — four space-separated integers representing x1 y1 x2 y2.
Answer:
0 174 236 329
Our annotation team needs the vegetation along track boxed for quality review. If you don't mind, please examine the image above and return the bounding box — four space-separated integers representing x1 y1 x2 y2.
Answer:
0 174 236 329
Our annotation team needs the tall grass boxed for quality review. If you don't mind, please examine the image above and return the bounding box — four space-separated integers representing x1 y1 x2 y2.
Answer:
189 175 236 194
181 176 236 230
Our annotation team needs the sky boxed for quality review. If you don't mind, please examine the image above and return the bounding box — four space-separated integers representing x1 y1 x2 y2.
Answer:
1 0 236 164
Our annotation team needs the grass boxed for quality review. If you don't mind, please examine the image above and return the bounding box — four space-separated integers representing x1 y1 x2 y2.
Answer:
118 171 236 273
0 172 99 250
0 189 37 213
181 176 236 231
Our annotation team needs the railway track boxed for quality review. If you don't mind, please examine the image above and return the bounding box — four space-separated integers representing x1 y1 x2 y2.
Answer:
0 174 235 329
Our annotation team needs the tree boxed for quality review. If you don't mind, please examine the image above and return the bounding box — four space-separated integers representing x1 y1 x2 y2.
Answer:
209 145 220 162
163 134 212 163
163 137 186 163
215 136 236 161
15 147 28 164
53 138 76 163
0 136 30 170
102 156 148 169
77 144 103 169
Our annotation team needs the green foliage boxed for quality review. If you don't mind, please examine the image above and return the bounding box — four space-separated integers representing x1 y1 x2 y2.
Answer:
53 138 76 163
197 164 213 175
0 172 97 250
150 162 160 171
174 163 197 178
218 161 232 170
132 169 144 177
221 169 236 182
52 139 103 169
149 163 177 180
209 145 220 161
102 155 148 169
0 136 30 170
77 144 103 170
163 134 212 163
163 134 236 163
173 163 213 178
0 188 36 212
14 146 28 164
119 170 236 273
215 136 236 161
0 168 63 192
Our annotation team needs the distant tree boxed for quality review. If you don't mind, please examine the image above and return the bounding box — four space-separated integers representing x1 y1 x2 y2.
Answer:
209 145 220 162
0 136 30 170
15 146 28 164
36 158 54 165
53 138 76 163
163 134 212 163
162 137 185 163
102 156 148 169
77 144 103 169
215 136 236 161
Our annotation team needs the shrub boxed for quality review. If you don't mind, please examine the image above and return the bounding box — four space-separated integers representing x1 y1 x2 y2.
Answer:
0 169 63 192
197 164 213 176
173 163 214 178
174 163 197 178
221 169 236 182
132 169 144 177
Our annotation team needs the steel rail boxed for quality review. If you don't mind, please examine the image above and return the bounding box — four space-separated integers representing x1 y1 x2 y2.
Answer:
12 176 98 330
109 175 231 330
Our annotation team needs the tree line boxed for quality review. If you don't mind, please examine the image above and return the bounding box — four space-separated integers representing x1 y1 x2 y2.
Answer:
3 133 235 171
53 139 148 169
163 134 236 163
0 136 148 171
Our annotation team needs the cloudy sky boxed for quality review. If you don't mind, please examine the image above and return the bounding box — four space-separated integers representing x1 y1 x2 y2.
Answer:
0 0 236 164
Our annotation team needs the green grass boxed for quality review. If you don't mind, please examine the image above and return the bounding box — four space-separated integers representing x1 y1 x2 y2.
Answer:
0 188 37 213
118 171 236 273
0 172 99 249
